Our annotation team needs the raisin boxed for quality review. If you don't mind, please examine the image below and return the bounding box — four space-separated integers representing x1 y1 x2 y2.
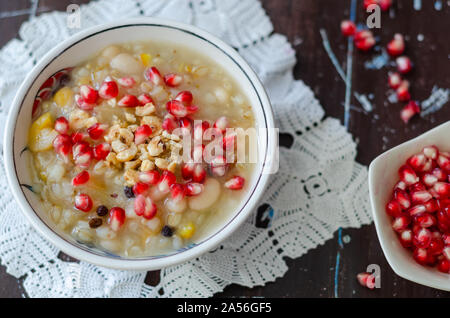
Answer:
96 205 108 217
161 225 173 237
89 218 103 229
124 186 135 198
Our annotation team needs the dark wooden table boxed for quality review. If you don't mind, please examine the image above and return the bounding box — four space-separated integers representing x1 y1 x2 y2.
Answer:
0 0 449 298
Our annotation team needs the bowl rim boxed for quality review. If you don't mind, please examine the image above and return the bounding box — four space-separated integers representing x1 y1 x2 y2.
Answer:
3 17 276 270
368 121 450 291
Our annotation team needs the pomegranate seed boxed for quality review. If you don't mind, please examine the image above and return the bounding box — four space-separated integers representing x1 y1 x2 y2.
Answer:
117 76 136 88
340 20 356 36
413 248 430 265
363 0 378 10
424 199 439 213
394 189 411 209
118 94 139 107
73 141 93 168
396 80 411 102
144 67 163 86
379 0 392 11
386 33 405 57
413 228 432 248
75 94 95 110
411 190 432 204
174 91 193 105
213 116 228 134
396 56 413 74
185 182 204 196
210 155 228 177
93 142 111 160
79 85 98 104
179 117 192 130
137 93 154 106
139 170 160 185
186 104 199 114
444 246 450 260
392 215 411 232
134 124 152 145
386 199 403 217
133 182 149 195
181 162 195 180
433 182 450 198
192 164 206 183
193 121 210 141
394 181 407 191
398 165 419 185
87 123 108 140
109 207 126 231
420 159 433 173
134 195 157 220
72 170 90 186
53 134 72 158
437 154 450 172
167 100 188 117
162 114 179 133
433 168 447 181
356 272 375 290
423 145 439 160
74 193 93 212
54 117 69 134
388 72 402 89
408 204 426 217
157 171 177 193
408 154 426 172
409 182 426 192
164 73 183 87
443 234 450 245
71 132 89 144
437 259 450 273
99 80 119 99
400 101 420 124
224 176 245 190
399 229 413 247
170 183 186 202
354 30 375 51
192 144 205 163
416 213 436 228
428 238 444 255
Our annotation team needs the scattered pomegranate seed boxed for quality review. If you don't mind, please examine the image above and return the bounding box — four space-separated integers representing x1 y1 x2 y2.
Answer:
356 272 376 289
87 123 108 140
392 215 411 232
54 117 69 134
157 170 177 193
99 80 119 99
399 229 413 247
193 121 210 141
167 100 188 117
139 170 160 185
428 238 444 255
74 193 93 212
379 0 392 11
132 182 149 195
398 165 419 185
73 141 93 168
437 154 450 171
396 56 413 74
144 67 163 86
134 124 152 145
408 153 426 172
340 20 356 37
75 94 95 110
400 101 420 124
118 94 139 107
433 168 447 181
386 199 403 217
117 76 136 88
411 190 432 204
213 116 228 134
164 73 183 87
354 30 375 51
93 142 111 161
134 195 157 220
170 183 186 202
181 162 195 180
386 33 405 57
363 0 378 10
79 85 99 104
210 155 228 177
71 131 89 144
413 247 430 265
437 259 450 273
424 199 439 213
162 114 179 133
109 207 126 231
72 170 90 186
224 176 245 190
388 72 402 89
137 93 154 106
192 164 206 183
433 182 450 198
416 214 436 228
394 189 411 209
185 182 204 196
396 80 411 102
192 144 205 163
53 134 72 158
174 91 193 105
408 204 426 217
394 181 407 190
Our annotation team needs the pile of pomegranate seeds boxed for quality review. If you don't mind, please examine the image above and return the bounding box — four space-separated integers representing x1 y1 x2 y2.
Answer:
386 145 450 273
339 0 423 124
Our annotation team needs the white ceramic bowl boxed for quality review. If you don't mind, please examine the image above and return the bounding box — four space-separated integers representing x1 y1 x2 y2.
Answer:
3 18 276 270
369 121 450 291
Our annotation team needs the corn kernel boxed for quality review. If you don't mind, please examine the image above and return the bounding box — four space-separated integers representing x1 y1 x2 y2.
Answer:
53 87 73 107
179 222 195 239
140 53 152 67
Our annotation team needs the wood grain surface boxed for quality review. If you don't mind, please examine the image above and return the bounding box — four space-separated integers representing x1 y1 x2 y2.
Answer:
0 0 448 298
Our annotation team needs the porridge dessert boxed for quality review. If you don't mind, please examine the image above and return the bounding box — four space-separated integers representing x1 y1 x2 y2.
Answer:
27 42 256 257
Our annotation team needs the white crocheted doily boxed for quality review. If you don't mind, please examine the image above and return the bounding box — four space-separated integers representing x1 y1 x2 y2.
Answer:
0 0 372 297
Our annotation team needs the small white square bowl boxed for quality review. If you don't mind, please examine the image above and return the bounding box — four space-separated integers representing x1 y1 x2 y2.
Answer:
368 121 450 291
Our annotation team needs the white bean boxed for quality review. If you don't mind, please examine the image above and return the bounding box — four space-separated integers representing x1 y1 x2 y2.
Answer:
188 178 221 211
165 197 187 214
110 53 143 74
